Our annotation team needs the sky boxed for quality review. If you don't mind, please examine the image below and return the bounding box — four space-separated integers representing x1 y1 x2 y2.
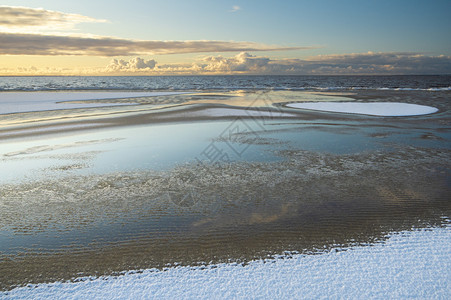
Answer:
0 0 450 75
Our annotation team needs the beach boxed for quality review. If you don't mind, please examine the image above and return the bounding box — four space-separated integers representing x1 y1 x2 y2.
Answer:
0 76 450 297
2 0 451 296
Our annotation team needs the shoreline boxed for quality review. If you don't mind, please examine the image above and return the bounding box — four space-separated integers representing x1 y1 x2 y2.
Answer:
3 225 450 298
0 89 448 141
1 145 449 290
1 88 450 291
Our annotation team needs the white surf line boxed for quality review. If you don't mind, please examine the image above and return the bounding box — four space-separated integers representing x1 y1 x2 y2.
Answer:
3 225 450 299
0 92 189 115
286 102 439 116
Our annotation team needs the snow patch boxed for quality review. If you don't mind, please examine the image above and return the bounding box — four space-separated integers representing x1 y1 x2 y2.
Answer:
0 92 188 115
3 225 450 299
286 102 438 116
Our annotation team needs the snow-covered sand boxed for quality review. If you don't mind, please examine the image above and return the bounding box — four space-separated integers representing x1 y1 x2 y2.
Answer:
3 225 450 299
164 107 297 118
286 102 439 116
0 92 186 114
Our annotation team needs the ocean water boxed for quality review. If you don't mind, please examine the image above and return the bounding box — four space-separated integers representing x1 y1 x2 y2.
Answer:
0 75 450 92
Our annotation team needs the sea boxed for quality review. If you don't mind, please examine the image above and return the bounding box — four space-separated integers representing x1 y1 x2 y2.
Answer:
0 75 450 92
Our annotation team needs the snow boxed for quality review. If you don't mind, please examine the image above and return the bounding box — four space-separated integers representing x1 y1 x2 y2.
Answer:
286 102 439 116
0 92 187 115
3 225 450 299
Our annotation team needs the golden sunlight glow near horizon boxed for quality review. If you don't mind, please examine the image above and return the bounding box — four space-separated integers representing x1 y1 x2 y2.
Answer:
0 1 450 75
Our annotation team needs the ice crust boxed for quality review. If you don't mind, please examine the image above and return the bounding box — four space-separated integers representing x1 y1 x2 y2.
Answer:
3 226 450 299
0 92 186 114
286 102 439 116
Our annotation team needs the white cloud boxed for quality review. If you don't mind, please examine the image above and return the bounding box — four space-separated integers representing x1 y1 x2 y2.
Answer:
101 52 451 75
3 52 451 75
175 52 451 75
201 52 270 72
106 57 157 72
230 5 241 13
193 51 451 75
0 6 107 33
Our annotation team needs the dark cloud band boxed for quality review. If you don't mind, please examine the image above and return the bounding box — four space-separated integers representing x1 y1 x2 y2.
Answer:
0 6 106 28
0 33 310 56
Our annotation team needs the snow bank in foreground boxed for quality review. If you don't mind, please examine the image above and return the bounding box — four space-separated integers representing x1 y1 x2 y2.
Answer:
286 102 438 116
0 92 186 115
3 225 450 299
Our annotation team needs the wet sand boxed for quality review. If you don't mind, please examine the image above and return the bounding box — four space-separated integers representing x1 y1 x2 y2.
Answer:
0 90 448 140
0 90 450 290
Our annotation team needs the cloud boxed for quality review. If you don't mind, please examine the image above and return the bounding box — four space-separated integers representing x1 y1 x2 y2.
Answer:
106 57 157 72
3 52 451 75
190 51 451 75
0 5 309 57
103 53 272 74
300 52 451 74
201 52 270 72
0 6 107 32
230 5 241 12
167 52 451 75
0 32 310 56
101 52 451 75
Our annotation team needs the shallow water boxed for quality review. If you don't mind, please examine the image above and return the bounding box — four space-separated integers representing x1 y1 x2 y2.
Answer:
0 89 450 290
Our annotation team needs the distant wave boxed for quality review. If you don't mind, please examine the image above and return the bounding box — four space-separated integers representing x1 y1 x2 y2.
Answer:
0 75 450 92
1 86 450 92
282 86 451 92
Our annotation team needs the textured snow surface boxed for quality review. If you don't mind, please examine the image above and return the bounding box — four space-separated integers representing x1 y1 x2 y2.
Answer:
0 92 186 114
3 226 450 299
286 102 439 116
